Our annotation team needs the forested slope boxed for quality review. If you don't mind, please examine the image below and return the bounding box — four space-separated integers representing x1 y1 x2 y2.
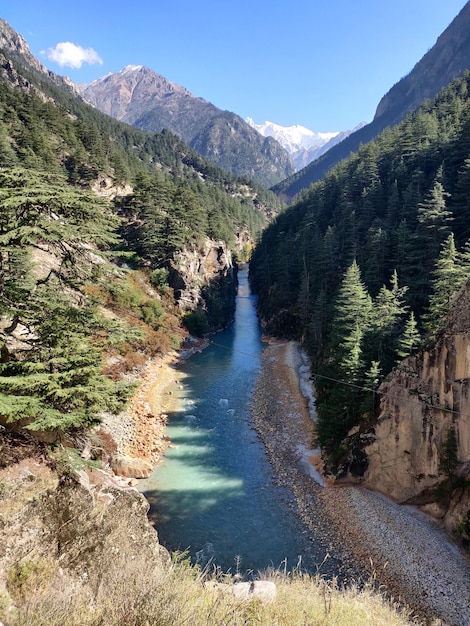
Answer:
250 73 470 470
273 2 470 201
0 38 281 436
79 64 296 189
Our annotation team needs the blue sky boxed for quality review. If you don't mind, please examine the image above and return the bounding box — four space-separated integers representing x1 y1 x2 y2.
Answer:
2 1 468 131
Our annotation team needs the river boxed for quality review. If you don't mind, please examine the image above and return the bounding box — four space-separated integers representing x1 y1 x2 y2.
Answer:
139 269 328 574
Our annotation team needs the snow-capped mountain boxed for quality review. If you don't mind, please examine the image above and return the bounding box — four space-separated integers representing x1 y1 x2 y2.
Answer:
246 118 338 152
246 117 366 170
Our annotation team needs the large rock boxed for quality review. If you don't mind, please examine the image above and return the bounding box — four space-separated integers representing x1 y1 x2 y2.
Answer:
0 461 168 609
110 455 154 478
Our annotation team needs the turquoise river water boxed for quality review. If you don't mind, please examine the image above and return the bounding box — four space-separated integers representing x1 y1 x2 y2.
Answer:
139 270 329 574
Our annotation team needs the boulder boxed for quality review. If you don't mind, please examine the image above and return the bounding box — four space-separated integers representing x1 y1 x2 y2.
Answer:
110 455 153 479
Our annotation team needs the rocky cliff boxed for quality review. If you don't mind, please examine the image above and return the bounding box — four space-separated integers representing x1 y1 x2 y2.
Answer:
170 238 237 331
364 279 470 540
0 443 169 621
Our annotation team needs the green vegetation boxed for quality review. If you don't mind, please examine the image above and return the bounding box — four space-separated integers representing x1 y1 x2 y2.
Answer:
250 72 470 471
0 167 133 431
0 46 280 435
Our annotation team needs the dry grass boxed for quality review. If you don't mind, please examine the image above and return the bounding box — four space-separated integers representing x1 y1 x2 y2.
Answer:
2 553 418 626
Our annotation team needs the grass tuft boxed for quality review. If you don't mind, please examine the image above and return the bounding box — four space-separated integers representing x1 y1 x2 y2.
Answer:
2 552 417 626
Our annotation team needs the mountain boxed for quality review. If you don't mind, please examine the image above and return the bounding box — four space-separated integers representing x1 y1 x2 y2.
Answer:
274 2 470 201
0 15 284 381
78 65 295 188
246 118 366 170
246 118 338 155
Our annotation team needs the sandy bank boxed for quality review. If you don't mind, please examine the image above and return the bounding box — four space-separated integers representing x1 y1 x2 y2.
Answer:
100 351 185 473
252 340 470 626
102 338 209 470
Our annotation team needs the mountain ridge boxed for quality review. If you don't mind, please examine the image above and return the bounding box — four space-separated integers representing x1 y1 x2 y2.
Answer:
78 65 295 188
273 2 470 200
246 118 366 171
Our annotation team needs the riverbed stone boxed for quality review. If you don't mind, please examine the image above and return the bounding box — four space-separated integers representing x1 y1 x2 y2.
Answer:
110 455 154 478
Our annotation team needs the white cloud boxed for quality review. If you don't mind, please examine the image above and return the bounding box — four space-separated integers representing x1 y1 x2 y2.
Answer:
42 42 103 69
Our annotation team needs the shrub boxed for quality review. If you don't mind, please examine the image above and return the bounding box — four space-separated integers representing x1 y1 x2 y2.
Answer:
140 299 164 327
150 267 170 290
183 309 209 337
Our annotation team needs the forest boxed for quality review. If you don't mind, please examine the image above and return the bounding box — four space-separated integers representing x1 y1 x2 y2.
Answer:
250 72 470 470
0 50 281 433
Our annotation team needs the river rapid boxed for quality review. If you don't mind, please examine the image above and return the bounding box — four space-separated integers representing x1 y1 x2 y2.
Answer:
139 270 334 575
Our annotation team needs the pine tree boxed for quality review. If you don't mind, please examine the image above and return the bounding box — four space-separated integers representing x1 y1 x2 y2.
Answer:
366 270 408 371
0 167 131 431
396 312 421 360
423 233 466 335
315 261 372 466
417 170 453 263
361 360 382 416
0 287 133 431
329 260 372 370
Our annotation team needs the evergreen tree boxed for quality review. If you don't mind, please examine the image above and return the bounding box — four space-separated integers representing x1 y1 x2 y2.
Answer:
423 233 466 335
397 312 421 360
315 261 372 466
361 360 382 416
417 171 453 260
328 260 372 367
366 270 408 371
0 288 132 430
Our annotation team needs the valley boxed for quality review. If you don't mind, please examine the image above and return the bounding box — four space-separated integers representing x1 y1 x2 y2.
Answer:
1 4 470 625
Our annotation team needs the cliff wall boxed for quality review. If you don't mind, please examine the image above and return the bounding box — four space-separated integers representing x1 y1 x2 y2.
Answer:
0 450 169 619
364 281 470 538
170 238 237 330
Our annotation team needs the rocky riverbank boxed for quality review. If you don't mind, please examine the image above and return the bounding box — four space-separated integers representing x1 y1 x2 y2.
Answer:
101 337 209 478
99 351 183 478
252 340 470 626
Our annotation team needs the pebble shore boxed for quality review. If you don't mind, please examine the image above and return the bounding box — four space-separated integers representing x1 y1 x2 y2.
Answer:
252 340 470 626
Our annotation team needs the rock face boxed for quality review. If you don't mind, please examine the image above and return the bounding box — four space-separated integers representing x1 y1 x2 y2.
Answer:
364 280 470 536
170 238 237 330
0 459 168 614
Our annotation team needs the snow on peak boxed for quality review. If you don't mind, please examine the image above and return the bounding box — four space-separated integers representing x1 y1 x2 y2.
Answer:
246 117 339 154
121 64 143 74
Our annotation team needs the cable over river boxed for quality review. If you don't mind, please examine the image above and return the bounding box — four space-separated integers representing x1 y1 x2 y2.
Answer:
139 269 335 575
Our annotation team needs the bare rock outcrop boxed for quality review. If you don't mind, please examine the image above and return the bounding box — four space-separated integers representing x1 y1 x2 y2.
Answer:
110 455 154 478
169 238 237 329
364 280 470 537
0 458 169 615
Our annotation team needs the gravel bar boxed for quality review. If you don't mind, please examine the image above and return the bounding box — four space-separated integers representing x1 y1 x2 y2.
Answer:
252 340 470 626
